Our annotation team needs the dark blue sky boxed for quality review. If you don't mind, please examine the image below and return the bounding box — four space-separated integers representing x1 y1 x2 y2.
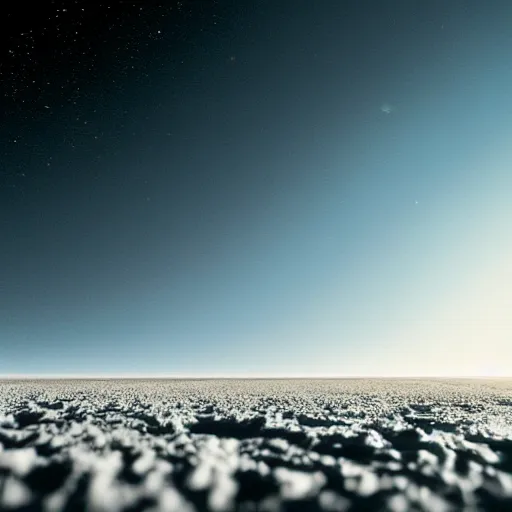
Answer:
1 1 511 377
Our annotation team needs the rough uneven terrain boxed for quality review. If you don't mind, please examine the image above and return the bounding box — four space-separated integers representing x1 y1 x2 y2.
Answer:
0 379 511 511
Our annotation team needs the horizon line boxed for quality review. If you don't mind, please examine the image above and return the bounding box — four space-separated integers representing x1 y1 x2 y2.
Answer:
0 373 510 380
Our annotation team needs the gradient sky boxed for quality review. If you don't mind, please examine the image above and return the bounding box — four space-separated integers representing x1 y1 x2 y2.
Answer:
1 1 511 377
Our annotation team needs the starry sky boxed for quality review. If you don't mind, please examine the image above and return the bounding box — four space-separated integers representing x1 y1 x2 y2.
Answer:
1 1 511 378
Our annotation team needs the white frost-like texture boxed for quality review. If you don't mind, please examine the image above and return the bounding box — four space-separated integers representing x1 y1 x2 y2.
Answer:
0 378 511 511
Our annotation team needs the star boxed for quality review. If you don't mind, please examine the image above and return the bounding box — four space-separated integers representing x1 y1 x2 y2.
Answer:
380 103 394 114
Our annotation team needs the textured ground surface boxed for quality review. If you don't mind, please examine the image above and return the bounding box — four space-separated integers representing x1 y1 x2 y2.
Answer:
0 379 511 511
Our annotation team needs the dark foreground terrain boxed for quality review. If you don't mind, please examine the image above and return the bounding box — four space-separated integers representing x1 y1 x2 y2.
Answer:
0 379 511 511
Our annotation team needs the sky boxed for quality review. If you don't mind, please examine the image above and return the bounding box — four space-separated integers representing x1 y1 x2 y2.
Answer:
1 1 511 378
